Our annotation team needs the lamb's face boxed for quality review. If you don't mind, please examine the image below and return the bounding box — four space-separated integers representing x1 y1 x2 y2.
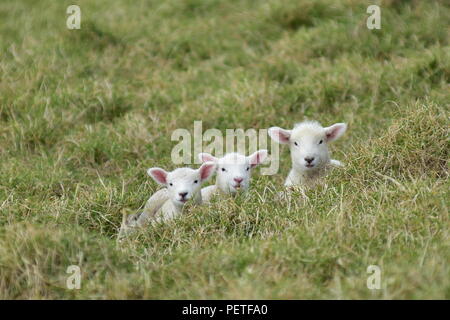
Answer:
289 126 330 171
269 121 347 172
165 168 203 205
199 150 268 195
147 162 216 206
217 154 252 194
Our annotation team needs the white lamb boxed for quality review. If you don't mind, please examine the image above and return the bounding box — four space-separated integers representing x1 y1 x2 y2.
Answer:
268 121 347 187
118 161 216 239
198 150 268 202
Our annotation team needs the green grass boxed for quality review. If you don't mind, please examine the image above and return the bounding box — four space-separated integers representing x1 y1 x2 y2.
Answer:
0 0 449 299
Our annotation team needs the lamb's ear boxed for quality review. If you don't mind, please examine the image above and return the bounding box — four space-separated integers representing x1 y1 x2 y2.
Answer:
248 149 268 168
268 127 291 144
147 168 168 185
324 123 347 142
198 153 218 163
198 161 216 182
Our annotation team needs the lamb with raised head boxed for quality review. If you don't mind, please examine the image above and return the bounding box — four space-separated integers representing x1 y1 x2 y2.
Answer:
268 121 347 187
198 150 268 202
118 162 216 239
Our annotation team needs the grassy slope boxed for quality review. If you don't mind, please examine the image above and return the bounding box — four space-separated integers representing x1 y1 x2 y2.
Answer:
0 0 449 299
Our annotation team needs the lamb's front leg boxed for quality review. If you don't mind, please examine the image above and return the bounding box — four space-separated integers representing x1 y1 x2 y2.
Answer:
153 201 182 223
275 169 297 200
329 159 343 167
200 185 219 203
118 189 169 240
284 169 302 187
137 188 169 225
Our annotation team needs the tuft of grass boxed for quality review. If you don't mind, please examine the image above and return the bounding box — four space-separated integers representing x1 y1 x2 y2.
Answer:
0 0 448 299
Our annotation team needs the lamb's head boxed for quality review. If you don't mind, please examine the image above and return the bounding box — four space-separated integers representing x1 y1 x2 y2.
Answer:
198 150 268 194
147 162 216 207
269 121 347 172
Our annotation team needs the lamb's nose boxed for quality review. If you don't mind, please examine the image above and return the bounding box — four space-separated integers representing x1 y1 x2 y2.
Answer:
179 192 188 198
234 177 243 183
305 157 314 164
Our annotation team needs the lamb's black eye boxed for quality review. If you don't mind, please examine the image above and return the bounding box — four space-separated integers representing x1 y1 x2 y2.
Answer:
294 142 299 146
246 167 250 171
319 140 323 145
194 180 198 184
221 168 226 172
169 183 173 186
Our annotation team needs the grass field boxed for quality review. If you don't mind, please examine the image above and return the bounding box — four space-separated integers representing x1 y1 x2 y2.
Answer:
0 0 449 299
